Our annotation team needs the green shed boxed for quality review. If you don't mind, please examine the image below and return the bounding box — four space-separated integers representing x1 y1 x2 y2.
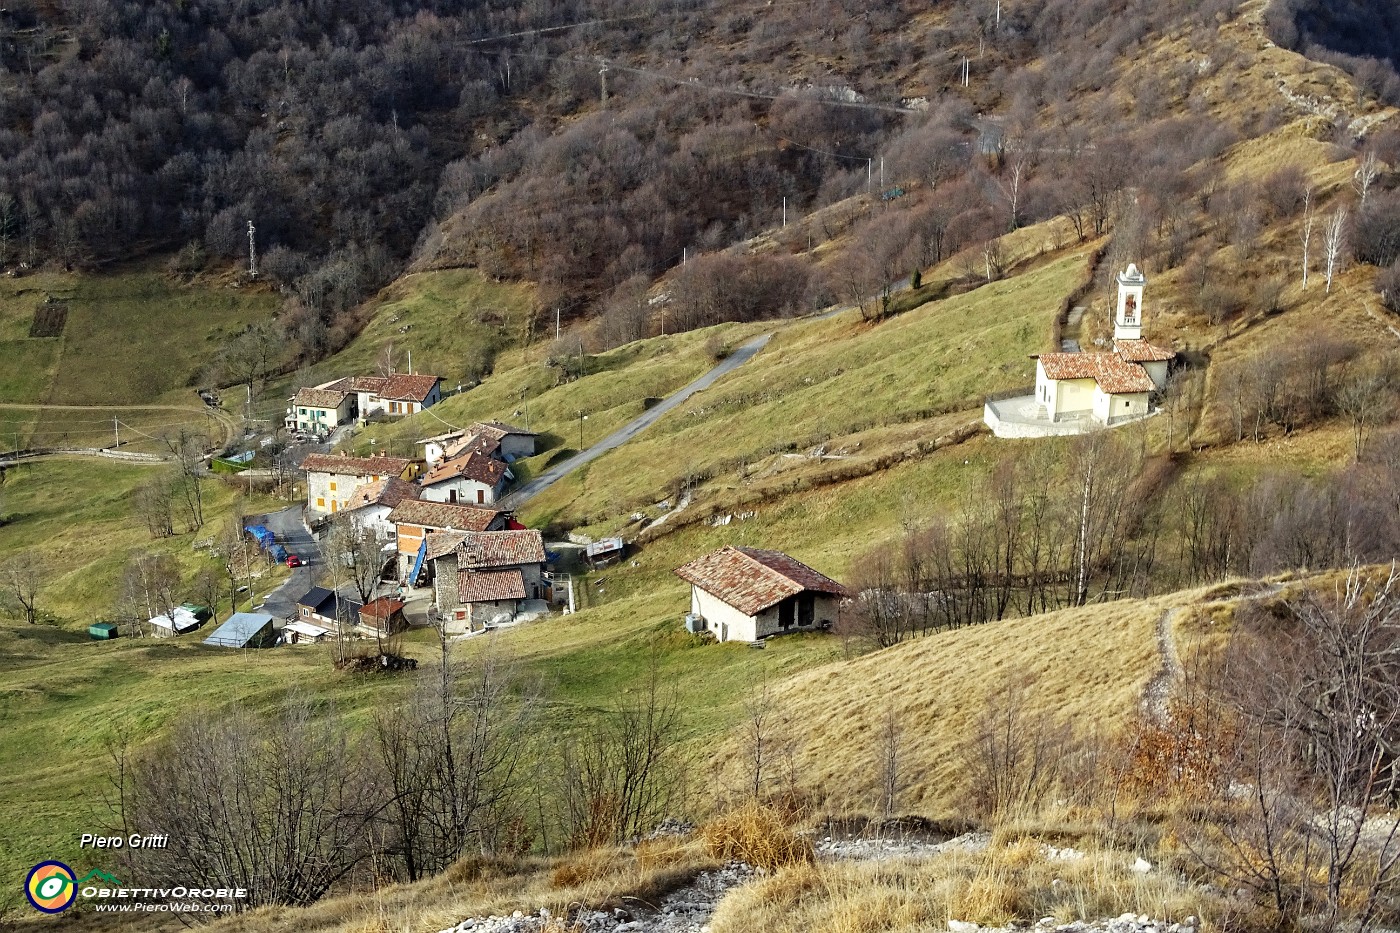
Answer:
89 622 120 641
179 603 213 623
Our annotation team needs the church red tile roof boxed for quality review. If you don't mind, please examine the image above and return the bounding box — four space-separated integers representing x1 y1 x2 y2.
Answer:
1113 339 1177 363
1038 352 1155 395
674 546 847 616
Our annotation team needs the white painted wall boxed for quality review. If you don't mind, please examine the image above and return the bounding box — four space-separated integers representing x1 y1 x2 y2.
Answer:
1142 360 1169 389
420 477 501 505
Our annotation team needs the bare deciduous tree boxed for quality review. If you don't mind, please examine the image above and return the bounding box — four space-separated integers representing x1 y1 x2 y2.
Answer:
558 654 684 847
0 551 44 624
1355 150 1381 206
115 696 382 910
1324 206 1349 294
375 642 533 878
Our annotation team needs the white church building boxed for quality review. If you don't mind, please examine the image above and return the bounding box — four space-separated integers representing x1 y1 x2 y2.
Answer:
986 264 1176 438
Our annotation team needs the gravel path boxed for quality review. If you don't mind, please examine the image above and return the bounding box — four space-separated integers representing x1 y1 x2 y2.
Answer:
1142 607 1183 723
436 863 755 933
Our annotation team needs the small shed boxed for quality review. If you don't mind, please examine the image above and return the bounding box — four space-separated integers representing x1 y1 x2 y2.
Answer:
203 612 277 648
89 622 120 641
586 537 626 568
149 606 204 636
283 619 332 645
358 597 408 636
179 603 212 623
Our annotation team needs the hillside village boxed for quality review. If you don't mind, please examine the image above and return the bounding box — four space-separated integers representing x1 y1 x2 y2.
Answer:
6 0 1400 930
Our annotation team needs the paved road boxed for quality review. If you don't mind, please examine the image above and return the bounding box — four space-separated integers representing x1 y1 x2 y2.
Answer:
255 505 321 619
500 332 774 508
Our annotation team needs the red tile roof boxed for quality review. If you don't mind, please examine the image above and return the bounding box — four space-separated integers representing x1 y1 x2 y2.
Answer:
1038 352 1155 395
387 500 502 532
345 476 420 511
360 597 405 619
1113 339 1177 363
456 530 546 569
458 569 527 603
300 453 412 477
379 373 442 402
292 386 350 409
443 432 502 461
674 546 847 616
421 450 508 488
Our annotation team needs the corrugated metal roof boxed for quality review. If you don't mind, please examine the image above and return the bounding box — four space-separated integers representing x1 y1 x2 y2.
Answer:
203 612 275 647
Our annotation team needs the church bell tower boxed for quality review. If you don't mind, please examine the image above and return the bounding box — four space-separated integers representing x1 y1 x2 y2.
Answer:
1115 263 1145 341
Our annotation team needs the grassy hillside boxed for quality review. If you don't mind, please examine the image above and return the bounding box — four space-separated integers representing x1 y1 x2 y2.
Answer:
0 268 279 409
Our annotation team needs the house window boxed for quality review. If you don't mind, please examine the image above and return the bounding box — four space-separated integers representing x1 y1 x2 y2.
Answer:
329 481 337 491
316 497 325 508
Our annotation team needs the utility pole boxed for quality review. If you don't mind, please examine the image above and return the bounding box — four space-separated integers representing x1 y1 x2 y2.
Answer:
879 158 884 189
995 0 1000 27
247 220 257 279
599 59 609 105
113 418 119 450
782 196 786 228
555 306 561 341
866 158 872 194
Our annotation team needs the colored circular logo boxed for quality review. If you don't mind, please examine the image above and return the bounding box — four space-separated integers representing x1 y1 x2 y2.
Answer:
25 861 77 914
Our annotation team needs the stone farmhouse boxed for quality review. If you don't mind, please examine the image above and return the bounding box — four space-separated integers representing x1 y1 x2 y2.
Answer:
426 530 547 632
388 499 508 582
302 453 414 517
675 546 847 643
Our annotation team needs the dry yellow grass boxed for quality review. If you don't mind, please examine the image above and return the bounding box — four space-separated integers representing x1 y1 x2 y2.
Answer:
709 599 1164 817
708 839 1214 933
188 841 719 933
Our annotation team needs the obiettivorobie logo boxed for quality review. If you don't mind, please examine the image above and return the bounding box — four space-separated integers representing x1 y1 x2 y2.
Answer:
24 862 118 914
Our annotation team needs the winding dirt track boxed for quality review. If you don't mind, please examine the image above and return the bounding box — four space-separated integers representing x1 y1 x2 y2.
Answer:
0 400 240 453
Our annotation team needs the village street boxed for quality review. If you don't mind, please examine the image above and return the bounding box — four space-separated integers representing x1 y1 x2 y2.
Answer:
499 331 774 508
254 505 321 618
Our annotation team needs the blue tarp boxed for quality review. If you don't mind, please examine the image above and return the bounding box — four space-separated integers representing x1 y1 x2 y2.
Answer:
245 525 276 549
408 536 428 586
269 544 289 563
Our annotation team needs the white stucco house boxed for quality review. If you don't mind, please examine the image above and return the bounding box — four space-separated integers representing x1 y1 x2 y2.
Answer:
343 475 420 542
419 451 510 505
286 383 355 437
420 421 538 467
674 545 847 643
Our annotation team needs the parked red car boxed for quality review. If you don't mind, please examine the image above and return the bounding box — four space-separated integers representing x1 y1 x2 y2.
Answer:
285 554 305 568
